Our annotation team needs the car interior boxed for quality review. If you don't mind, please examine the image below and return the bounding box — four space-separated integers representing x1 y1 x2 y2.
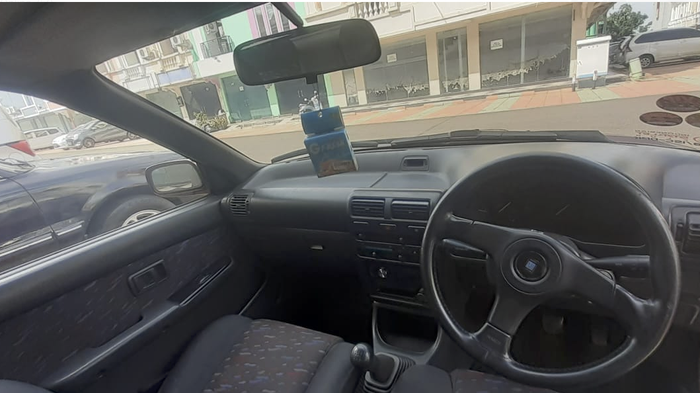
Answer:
0 3 699 393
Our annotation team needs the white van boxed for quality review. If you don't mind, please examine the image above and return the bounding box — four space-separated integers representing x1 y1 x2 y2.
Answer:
623 28 700 68
23 127 64 150
0 106 36 161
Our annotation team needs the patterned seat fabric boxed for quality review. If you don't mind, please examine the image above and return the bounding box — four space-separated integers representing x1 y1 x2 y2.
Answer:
159 316 358 393
203 319 341 393
451 369 554 393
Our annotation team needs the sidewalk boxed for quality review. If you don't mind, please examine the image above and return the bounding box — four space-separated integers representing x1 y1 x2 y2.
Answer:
216 62 700 139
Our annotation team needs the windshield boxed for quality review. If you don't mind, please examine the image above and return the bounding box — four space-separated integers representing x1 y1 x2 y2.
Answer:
86 2 700 162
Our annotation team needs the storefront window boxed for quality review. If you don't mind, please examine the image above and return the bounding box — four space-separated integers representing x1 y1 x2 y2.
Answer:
343 69 359 106
480 6 572 88
438 28 469 93
363 38 430 103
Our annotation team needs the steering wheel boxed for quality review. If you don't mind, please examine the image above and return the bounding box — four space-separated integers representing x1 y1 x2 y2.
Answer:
421 153 680 389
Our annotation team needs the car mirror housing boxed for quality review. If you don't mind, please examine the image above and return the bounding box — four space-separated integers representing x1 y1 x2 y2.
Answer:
234 19 381 85
146 160 206 196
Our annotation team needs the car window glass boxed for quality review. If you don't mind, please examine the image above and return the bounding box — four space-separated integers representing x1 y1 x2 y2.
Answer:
0 89 209 273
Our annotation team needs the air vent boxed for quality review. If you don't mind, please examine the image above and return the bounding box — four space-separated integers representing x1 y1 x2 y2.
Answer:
229 194 250 216
351 198 385 218
391 200 430 221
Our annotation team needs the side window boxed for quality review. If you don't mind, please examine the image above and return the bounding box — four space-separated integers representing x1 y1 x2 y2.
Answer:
675 29 700 39
0 89 210 272
636 32 659 44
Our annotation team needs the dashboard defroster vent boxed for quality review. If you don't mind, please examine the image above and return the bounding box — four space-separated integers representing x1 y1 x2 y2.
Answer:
229 194 251 216
391 200 430 221
351 198 385 218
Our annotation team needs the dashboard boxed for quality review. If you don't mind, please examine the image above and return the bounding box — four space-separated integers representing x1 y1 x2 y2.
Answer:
223 141 700 331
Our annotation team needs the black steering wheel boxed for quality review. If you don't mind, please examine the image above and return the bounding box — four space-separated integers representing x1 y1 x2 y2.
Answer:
421 153 680 389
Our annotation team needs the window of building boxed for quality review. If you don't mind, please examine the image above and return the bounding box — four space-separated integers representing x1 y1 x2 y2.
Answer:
438 28 469 93
281 15 291 31
22 95 35 107
121 51 140 68
254 7 268 37
363 38 430 103
343 69 359 106
480 6 572 88
265 4 279 34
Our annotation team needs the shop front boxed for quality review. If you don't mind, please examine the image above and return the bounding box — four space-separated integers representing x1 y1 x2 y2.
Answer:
363 38 430 103
479 6 573 88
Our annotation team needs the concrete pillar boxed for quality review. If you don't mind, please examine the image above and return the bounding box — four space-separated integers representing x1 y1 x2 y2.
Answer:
426 31 440 96
570 3 587 78
466 21 481 91
327 71 347 107
355 67 368 105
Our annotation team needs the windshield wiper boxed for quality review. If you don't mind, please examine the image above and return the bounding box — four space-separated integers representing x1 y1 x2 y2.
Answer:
271 140 384 163
389 129 611 148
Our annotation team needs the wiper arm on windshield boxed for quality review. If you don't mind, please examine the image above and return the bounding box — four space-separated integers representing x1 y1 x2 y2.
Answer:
0 157 33 168
271 140 382 163
389 129 611 148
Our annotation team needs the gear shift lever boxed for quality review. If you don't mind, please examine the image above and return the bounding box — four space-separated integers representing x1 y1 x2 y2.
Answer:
350 343 395 384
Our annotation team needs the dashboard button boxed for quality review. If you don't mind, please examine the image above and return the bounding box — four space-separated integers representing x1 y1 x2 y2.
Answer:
379 223 397 231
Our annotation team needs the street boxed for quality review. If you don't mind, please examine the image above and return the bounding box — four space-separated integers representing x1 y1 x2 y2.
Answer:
36 88 700 163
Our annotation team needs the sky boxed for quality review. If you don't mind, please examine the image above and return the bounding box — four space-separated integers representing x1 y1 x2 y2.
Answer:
613 2 655 17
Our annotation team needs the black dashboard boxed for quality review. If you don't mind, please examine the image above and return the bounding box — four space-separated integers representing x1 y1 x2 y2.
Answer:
223 141 700 331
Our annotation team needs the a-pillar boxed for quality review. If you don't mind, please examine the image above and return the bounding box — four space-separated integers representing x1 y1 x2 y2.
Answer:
466 21 481 91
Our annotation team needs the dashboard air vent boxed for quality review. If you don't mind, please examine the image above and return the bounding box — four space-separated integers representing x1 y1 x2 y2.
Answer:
391 200 430 221
229 194 251 216
351 198 385 218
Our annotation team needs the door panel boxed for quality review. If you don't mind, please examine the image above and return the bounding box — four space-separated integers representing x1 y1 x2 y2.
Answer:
0 226 250 387
0 196 263 390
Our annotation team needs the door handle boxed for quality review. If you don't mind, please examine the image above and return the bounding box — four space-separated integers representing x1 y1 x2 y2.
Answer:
128 260 167 295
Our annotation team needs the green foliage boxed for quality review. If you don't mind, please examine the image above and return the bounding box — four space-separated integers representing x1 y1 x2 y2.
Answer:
607 4 652 41
194 112 228 132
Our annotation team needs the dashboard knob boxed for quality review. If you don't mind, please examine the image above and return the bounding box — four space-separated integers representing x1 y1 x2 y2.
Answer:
378 267 388 279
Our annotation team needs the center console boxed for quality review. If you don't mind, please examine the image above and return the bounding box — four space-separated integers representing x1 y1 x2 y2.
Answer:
349 190 475 390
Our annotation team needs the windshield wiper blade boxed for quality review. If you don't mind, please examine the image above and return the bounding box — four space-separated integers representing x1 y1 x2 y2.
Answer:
271 140 382 163
0 158 33 168
390 129 611 148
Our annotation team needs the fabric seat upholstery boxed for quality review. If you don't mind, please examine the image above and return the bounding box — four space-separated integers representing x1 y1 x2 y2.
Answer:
160 315 359 393
393 365 555 393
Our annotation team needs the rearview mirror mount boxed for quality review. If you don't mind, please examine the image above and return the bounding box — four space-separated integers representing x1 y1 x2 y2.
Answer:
234 19 381 85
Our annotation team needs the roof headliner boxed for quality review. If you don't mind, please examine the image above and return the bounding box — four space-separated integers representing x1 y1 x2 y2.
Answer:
0 3 259 92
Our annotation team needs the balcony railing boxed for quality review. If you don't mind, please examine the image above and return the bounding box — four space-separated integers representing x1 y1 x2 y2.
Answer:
355 2 394 19
668 12 700 28
200 36 233 59
125 66 146 80
161 55 181 71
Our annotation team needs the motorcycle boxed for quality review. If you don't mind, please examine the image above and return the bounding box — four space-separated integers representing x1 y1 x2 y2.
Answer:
298 92 322 114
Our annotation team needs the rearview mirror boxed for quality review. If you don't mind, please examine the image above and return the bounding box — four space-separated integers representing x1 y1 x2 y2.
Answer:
146 160 205 196
234 19 381 85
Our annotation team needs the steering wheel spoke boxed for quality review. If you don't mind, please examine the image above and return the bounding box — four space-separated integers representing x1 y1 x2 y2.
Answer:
487 290 538 336
441 213 519 259
562 252 656 338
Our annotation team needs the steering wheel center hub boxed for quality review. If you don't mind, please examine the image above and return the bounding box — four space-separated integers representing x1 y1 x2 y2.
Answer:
514 251 548 281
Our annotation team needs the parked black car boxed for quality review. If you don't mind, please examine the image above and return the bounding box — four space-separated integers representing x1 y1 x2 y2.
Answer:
0 151 197 271
65 119 139 149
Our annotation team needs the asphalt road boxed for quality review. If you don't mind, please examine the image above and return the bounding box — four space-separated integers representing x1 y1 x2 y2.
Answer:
38 90 700 163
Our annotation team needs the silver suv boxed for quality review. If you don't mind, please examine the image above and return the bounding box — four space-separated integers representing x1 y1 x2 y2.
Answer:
622 27 700 68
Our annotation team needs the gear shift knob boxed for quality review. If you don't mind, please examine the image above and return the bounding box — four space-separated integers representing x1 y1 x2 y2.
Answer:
350 343 374 370
350 343 395 384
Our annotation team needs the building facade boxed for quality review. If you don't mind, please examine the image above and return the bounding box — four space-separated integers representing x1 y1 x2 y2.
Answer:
306 2 610 107
652 2 700 31
95 2 610 123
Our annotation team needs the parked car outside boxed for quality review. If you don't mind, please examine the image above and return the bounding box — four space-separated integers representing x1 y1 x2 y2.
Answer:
622 27 700 68
0 105 36 160
23 127 65 150
65 119 139 149
0 151 201 271
52 133 70 150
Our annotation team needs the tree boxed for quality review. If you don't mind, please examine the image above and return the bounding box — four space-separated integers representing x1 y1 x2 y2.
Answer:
606 4 652 41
